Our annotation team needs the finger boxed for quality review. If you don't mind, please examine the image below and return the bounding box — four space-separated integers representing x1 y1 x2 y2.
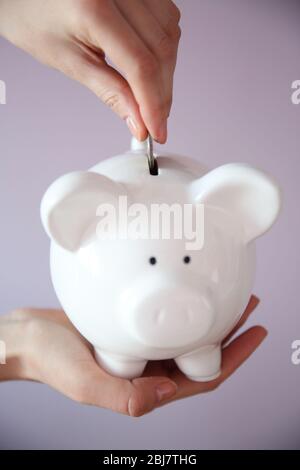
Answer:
115 0 180 122
222 295 260 345
129 375 178 416
77 364 178 417
54 43 147 141
84 1 167 142
160 326 267 404
218 325 267 382
142 0 181 116
143 0 182 25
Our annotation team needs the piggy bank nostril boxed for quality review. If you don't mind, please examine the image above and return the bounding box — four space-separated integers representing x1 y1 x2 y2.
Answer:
153 303 201 325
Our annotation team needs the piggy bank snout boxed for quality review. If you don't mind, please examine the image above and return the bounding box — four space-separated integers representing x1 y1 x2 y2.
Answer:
121 285 216 349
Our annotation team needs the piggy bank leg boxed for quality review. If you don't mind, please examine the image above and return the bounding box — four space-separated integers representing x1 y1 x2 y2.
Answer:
94 349 147 380
175 344 221 382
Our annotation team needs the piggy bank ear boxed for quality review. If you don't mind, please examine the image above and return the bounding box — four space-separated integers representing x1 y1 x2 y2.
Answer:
41 171 122 251
190 163 281 243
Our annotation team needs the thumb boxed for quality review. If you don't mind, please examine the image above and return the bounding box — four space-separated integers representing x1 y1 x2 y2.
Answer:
64 51 147 141
128 376 178 417
84 367 178 417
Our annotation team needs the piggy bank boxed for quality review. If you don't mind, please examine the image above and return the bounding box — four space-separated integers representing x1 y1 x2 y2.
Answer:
41 138 281 382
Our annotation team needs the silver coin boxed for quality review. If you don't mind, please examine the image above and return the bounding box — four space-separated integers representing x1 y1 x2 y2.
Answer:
146 135 158 175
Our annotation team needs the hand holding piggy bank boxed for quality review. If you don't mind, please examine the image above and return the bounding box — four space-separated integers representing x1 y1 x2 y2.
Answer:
41 138 281 382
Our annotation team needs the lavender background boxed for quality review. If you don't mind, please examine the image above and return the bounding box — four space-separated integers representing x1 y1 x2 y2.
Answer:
0 0 299 450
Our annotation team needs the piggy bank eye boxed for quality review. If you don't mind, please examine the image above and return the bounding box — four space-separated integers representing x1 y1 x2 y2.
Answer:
183 255 191 264
149 257 157 265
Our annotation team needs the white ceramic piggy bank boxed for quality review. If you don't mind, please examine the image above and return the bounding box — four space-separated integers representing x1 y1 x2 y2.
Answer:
41 138 281 382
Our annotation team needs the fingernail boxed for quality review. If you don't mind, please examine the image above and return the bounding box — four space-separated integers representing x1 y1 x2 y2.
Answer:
261 327 268 338
126 116 139 139
156 119 167 144
155 380 177 402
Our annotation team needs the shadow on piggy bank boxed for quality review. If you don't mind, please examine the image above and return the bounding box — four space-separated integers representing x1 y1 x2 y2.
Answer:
40 138 281 382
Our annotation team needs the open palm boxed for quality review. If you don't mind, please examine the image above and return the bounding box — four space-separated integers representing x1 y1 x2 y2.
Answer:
14 296 265 417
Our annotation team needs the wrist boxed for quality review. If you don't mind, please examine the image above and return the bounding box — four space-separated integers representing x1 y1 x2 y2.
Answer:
0 310 35 382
